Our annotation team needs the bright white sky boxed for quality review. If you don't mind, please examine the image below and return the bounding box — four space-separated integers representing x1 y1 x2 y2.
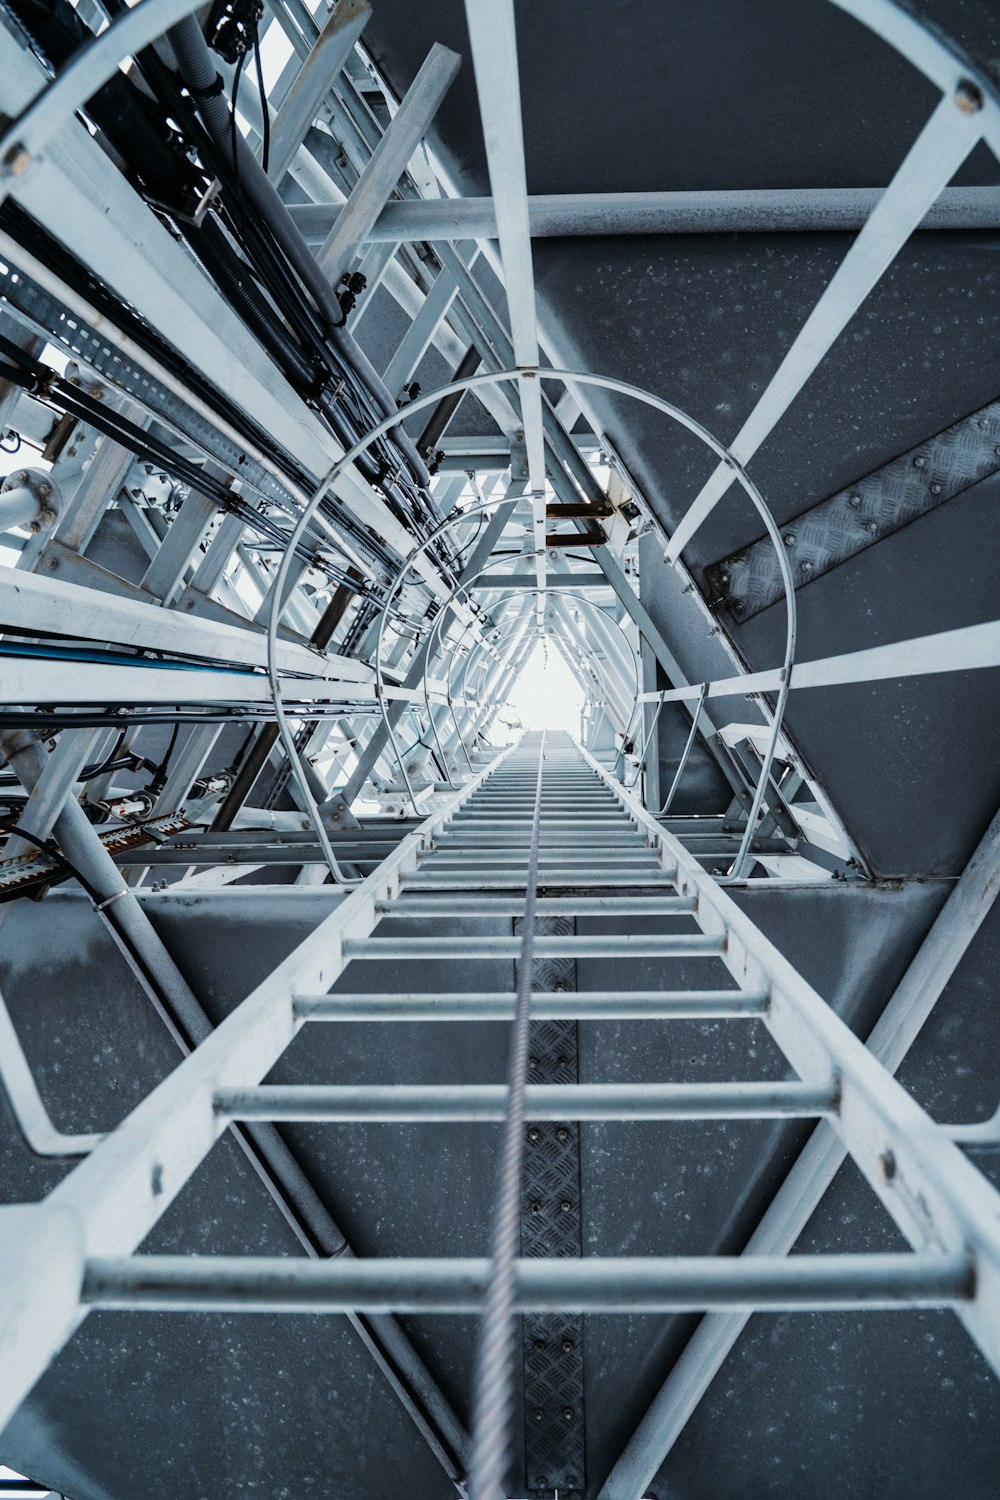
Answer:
505 638 586 732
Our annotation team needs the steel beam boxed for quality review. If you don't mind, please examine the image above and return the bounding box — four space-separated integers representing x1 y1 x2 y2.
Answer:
317 44 461 287
79 1252 972 1314
463 0 547 619
665 95 983 561
288 185 1000 241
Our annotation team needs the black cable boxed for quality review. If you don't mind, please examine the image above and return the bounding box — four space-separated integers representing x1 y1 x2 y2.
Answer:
230 46 250 208
150 721 180 791
0 817 105 903
253 22 270 177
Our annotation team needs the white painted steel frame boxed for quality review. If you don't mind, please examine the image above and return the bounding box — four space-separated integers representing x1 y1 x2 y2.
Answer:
0 741 512 1436
578 742 1000 1379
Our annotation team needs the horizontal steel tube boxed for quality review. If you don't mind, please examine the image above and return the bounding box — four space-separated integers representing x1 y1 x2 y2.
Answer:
380 895 696 915
81 1251 973 1314
423 852 657 866
288 186 1000 241
401 874 678 889
293 989 768 1020
214 1081 831 1121
343 934 719 959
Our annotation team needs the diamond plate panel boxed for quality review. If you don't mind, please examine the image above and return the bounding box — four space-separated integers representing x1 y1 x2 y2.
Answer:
705 399 1000 619
515 916 586 1498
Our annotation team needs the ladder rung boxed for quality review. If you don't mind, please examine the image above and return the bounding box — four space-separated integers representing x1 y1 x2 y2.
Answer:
400 874 678 889
82 1251 972 1313
453 816 626 825
343 934 720 959
423 858 660 870
378 895 696 916
214 1080 832 1121
293 989 768 1020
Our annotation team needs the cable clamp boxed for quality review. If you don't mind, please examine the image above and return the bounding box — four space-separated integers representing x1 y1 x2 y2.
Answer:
186 73 226 100
93 888 128 913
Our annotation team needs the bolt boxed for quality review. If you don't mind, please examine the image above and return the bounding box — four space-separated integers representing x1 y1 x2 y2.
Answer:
530 1200 542 1213
913 455 927 468
534 1409 544 1422
955 78 984 113
848 493 862 508
528 1127 540 1141
556 1126 569 1141
529 1056 538 1069
533 1339 545 1353
44 556 57 570
562 1338 575 1352
560 1199 572 1213
2 143 30 176
783 533 795 547
731 598 745 611
563 1407 574 1421
720 571 729 584
866 521 878 534
556 1055 569 1067
800 560 812 574
930 481 942 496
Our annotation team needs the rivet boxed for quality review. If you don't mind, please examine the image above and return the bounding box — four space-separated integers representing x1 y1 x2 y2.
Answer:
560 1199 572 1213
866 521 878 534
564 1407 574 1421
528 1127 540 1141
530 1200 542 1213
533 1339 545 1353
930 482 942 496
913 455 927 468
848 493 862 508
534 1409 544 1422
529 1057 538 1069
783 533 795 547
562 1338 575 1352
556 1126 569 1141
955 78 984 113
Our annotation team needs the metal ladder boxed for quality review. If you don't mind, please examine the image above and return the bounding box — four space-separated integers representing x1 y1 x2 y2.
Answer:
3 731 1000 1497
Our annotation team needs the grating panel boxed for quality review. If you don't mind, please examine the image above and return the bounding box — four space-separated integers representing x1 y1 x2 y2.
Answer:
516 915 586 1498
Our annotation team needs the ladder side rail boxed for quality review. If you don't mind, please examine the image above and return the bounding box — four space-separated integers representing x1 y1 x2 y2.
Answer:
0 745 512 1435
578 742 1000 1376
